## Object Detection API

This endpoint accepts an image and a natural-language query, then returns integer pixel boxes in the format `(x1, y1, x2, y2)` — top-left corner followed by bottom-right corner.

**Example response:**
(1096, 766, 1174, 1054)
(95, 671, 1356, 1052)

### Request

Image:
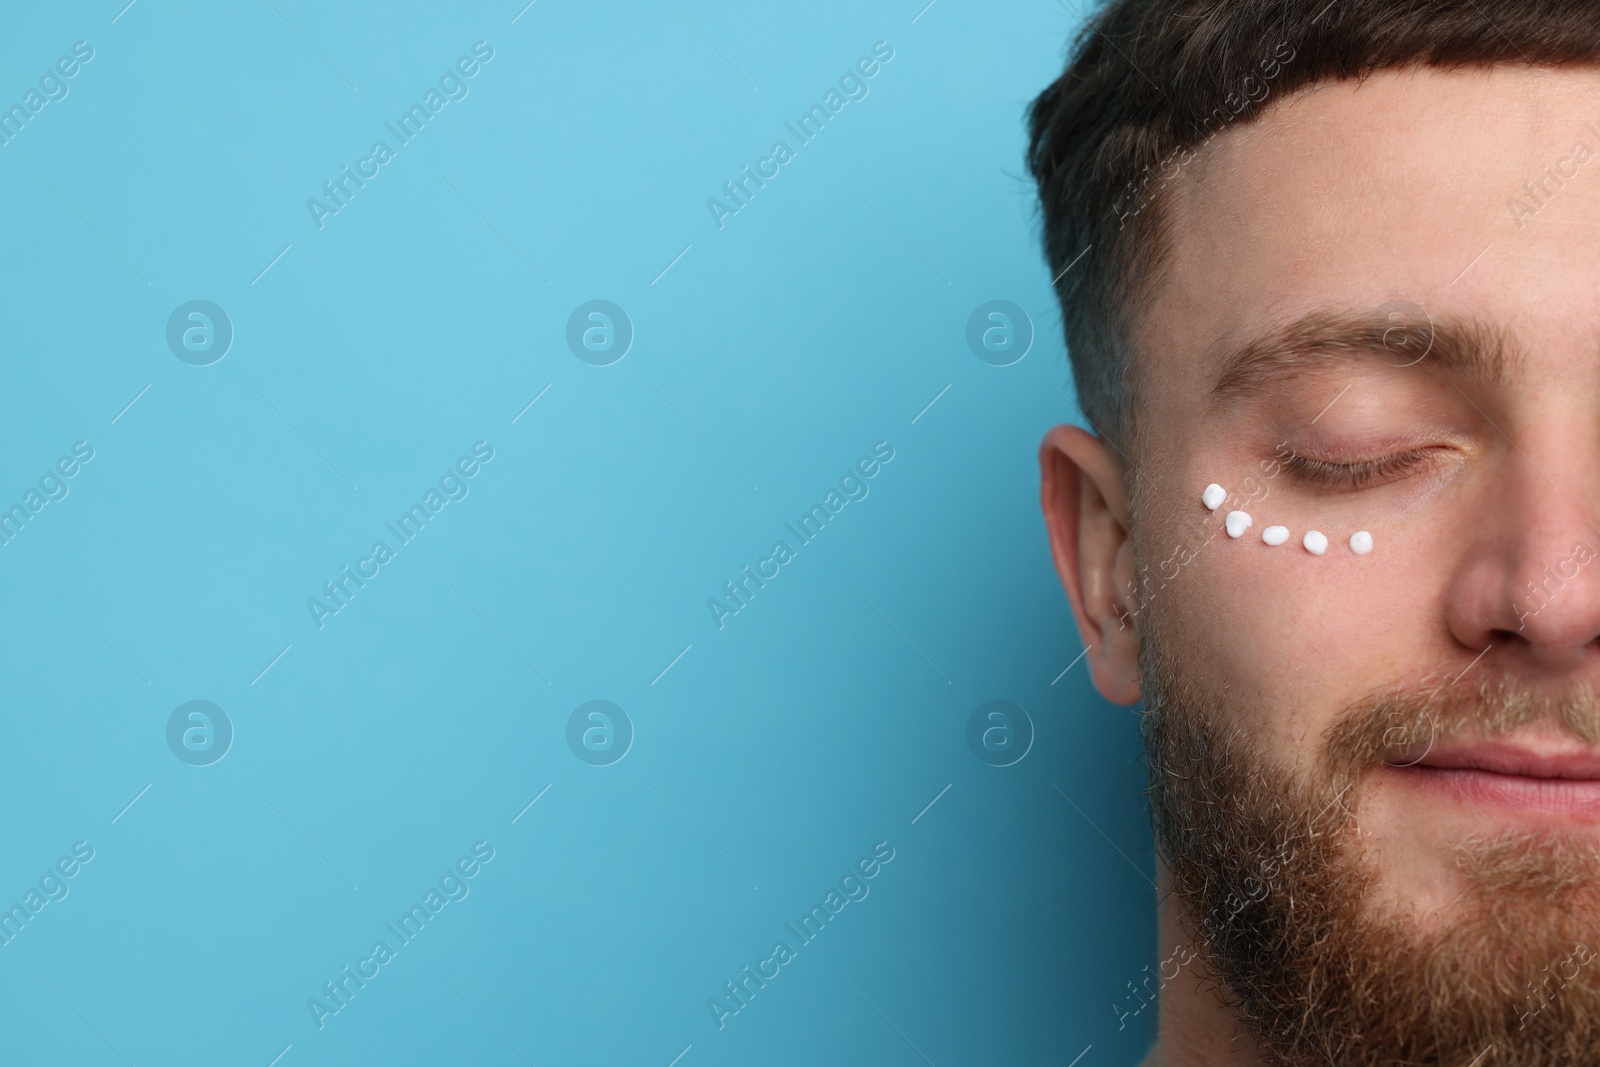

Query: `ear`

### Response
(1039, 423, 1142, 704)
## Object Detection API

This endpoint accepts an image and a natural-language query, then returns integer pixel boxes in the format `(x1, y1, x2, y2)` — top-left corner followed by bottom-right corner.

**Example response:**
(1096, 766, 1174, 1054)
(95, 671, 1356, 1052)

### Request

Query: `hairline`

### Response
(1112, 63, 1540, 476)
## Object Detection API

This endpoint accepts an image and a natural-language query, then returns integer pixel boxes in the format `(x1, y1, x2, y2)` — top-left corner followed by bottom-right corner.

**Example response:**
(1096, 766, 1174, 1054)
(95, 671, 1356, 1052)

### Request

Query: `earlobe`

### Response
(1039, 423, 1143, 704)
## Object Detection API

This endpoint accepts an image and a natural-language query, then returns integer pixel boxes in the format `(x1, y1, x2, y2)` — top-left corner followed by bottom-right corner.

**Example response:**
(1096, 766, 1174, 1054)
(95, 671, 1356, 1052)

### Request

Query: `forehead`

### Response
(1138, 64, 1600, 397)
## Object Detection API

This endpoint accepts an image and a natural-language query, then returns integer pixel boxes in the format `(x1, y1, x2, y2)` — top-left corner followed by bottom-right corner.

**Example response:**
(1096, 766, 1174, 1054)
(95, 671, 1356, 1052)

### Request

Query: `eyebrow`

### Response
(1206, 308, 1520, 411)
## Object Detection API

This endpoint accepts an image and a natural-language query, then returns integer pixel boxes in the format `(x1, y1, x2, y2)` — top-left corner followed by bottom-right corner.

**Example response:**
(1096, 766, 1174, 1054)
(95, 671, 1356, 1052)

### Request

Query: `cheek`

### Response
(1292, 533, 1443, 686)
(1140, 487, 1433, 760)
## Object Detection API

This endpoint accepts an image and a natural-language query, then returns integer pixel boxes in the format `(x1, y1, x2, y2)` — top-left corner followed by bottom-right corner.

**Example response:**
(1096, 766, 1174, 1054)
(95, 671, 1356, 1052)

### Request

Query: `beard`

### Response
(1139, 623, 1600, 1066)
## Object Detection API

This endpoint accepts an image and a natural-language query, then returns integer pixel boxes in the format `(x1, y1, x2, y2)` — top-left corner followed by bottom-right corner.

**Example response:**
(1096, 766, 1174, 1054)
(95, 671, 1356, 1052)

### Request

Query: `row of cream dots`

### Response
(1202, 483, 1373, 556)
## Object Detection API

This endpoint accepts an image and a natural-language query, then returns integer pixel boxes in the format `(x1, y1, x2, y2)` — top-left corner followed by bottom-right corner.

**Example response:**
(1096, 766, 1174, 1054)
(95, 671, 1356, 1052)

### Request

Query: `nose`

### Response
(1446, 482, 1600, 671)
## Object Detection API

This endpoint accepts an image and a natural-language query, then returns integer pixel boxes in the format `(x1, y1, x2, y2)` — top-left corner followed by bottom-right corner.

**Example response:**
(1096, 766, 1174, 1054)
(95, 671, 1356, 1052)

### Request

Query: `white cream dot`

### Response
(1262, 525, 1289, 546)
(1303, 530, 1328, 555)
(1202, 483, 1227, 511)
(1225, 511, 1253, 539)
(1350, 530, 1374, 555)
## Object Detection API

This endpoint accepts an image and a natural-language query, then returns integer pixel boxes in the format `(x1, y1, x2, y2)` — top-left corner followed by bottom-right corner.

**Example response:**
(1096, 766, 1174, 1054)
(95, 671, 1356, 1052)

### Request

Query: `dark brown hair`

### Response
(1026, 0, 1600, 444)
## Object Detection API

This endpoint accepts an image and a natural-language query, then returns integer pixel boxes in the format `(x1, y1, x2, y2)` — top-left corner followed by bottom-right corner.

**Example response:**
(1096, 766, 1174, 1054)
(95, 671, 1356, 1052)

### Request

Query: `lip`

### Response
(1385, 742, 1600, 819)
(1398, 742, 1600, 779)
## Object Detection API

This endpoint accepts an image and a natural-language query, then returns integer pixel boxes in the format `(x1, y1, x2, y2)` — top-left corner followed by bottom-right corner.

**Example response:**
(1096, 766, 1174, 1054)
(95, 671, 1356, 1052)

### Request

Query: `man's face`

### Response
(1063, 65, 1600, 1063)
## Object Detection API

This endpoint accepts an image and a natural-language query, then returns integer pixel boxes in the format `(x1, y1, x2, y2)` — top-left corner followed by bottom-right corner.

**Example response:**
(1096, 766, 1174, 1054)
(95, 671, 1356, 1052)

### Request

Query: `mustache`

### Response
(1139, 638, 1600, 1066)
(1322, 665, 1600, 787)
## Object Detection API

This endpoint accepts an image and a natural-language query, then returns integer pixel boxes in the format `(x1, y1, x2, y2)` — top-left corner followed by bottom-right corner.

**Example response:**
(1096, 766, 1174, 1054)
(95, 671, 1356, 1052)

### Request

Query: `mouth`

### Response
(1385, 742, 1600, 820)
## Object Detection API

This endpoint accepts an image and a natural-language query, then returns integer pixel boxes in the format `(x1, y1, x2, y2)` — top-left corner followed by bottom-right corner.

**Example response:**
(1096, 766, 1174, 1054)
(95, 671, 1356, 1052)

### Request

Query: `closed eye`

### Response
(1281, 446, 1447, 490)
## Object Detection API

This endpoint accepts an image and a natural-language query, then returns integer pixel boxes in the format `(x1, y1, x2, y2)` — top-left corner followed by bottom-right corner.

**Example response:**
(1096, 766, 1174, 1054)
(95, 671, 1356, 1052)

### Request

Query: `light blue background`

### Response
(0, 1, 1156, 1064)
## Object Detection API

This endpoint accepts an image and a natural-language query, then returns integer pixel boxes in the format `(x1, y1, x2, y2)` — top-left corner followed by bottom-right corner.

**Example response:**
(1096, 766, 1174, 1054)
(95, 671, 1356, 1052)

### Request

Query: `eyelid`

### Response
(1279, 445, 1452, 490)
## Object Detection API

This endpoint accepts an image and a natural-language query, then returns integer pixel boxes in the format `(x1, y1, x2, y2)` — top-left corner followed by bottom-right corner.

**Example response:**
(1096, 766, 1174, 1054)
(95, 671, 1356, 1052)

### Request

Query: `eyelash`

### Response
(1280, 447, 1439, 490)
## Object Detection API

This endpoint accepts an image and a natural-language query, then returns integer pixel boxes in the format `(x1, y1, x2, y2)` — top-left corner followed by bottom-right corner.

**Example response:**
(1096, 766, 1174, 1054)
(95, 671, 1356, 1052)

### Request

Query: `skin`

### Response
(1041, 66, 1600, 1066)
